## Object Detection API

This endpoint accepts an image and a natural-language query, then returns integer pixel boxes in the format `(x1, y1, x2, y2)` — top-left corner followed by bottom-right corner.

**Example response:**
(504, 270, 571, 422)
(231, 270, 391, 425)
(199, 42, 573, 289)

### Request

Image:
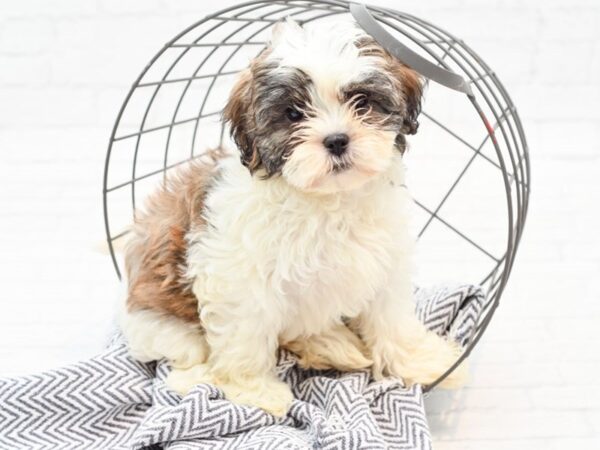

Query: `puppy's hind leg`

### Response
(283, 323, 372, 371)
(119, 307, 209, 369)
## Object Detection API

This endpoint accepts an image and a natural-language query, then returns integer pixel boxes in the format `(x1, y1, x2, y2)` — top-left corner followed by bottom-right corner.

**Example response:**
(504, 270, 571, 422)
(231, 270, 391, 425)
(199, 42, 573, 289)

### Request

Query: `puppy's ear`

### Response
(223, 69, 261, 172)
(391, 62, 423, 135)
(270, 18, 304, 47)
(356, 36, 423, 135)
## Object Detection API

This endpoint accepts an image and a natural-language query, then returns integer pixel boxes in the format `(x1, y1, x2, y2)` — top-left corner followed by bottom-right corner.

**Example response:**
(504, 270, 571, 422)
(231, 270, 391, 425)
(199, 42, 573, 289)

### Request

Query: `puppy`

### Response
(120, 19, 466, 417)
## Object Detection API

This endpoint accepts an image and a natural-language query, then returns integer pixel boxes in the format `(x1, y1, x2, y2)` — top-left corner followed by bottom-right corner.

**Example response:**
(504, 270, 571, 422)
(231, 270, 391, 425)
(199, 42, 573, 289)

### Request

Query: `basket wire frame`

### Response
(103, 0, 530, 391)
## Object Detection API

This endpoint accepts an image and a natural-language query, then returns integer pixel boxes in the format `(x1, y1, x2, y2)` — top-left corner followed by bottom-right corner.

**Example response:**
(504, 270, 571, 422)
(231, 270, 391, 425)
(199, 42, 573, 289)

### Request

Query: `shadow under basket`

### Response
(102, 0, 530, 391)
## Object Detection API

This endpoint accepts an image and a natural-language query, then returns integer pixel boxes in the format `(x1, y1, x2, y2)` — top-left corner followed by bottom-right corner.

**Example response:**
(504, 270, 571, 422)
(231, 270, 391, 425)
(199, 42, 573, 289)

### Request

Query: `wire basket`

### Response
(102, 0, 530, 390)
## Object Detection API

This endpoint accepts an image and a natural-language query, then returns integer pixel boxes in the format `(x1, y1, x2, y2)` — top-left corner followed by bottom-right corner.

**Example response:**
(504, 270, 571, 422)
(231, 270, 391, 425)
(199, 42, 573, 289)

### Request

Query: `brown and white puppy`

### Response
(120, 19, 466, 417)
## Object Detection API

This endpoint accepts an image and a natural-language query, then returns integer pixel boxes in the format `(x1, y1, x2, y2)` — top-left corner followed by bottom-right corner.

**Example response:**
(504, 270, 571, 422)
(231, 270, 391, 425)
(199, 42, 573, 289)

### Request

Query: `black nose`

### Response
(323, 133, 349, 157)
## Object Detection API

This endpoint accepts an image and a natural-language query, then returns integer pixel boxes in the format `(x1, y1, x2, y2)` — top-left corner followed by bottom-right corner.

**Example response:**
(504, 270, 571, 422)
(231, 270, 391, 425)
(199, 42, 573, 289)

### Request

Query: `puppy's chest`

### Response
(190, 174, 409, 336)
(271, 208, 397, 328)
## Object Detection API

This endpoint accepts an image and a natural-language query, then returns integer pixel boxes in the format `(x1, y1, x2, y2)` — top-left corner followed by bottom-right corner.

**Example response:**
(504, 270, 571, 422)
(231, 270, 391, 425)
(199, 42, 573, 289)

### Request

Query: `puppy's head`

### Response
(223, 19, 422, 194)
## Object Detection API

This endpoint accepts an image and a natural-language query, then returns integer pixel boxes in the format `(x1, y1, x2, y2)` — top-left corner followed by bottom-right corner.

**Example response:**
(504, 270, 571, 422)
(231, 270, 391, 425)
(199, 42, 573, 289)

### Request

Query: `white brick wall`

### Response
(0, 1, 599, 449)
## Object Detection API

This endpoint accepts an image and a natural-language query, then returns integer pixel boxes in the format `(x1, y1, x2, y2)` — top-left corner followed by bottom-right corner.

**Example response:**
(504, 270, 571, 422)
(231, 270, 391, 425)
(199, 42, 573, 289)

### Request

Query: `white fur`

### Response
(270, 19, 378, 88)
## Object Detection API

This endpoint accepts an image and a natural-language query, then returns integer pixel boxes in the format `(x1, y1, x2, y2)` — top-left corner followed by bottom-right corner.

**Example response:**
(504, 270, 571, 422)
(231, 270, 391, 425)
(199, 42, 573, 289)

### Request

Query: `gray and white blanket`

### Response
(0, 285, 484, 450)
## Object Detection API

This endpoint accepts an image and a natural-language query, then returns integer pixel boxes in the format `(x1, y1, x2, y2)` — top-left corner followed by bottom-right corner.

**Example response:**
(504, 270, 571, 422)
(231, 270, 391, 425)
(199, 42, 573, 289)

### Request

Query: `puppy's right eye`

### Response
(286, 107, 304, 122)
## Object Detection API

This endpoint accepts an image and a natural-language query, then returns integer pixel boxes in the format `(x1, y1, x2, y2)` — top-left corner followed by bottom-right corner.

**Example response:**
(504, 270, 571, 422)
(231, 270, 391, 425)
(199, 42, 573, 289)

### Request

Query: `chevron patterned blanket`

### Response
(0, 284, 484, 450)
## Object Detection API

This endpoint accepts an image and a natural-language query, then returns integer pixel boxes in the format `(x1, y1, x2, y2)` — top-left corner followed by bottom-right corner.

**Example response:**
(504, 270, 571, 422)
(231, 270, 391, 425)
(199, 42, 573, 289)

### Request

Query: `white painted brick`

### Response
(544, 439, 600, 450)
(592, 41, 600, 83)
(465, 0, 599, 6)
(499, 277, 599, 320)
(545, 318, 600, 341)
(469, 39, 537, 86)
(534, 0, 600, 5)
(539, 7, 600, 41)
(482, 316, 553, 343)
(0, 87, 96, 126)
(0, 55, 51, 85)
(0, 127, 108, 162)
(530, 386, 600, 409)
(428, 410, 592, 440)
(422, 8, 542, 42)
(55, 16, 186, 52)
(50, 45, 150, 88)
(98, 0, 162, 15)
(589, 411, 600, 435)
(435, 438, 600, 450)
(50, 16, 194, 89)
(162, 0, 239, 13)
(533, 40, 595, 85)
(0, 17, 55, 54)
(510, 238, 562, 263)
(470, 341, 523, 364)
(96, 87, 132, 127)
(516, 84, 600, 121)
(469, 363, 563, 388)
(425, 387, 532, 414)
(517, 340, 600, 364)
(533, 121, 600, 157)
(0, 1, 97, 18)
(561, 243, 600, 264)
(557, 362, 600, 386)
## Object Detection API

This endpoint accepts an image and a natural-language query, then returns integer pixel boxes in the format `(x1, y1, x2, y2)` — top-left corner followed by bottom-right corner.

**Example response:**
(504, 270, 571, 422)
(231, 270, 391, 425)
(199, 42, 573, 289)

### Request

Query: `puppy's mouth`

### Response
(330, 156, 353, 173)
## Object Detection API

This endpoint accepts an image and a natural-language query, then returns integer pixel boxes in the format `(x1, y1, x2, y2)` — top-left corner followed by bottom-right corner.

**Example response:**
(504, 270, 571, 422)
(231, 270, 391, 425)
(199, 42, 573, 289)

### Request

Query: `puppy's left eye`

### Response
(286, 107, 304, 122)
(354, 95, 369, 110)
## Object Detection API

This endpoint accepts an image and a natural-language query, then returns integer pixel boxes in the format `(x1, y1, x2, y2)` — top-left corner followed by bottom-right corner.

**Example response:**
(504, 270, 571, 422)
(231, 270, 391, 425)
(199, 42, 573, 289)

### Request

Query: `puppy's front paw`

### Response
(218, 375, 294, 417)
(166, 366, 294, 416)
(166, 364, 212, 396)
(371, 332, 468, 388)
(169, 339, 210, 370)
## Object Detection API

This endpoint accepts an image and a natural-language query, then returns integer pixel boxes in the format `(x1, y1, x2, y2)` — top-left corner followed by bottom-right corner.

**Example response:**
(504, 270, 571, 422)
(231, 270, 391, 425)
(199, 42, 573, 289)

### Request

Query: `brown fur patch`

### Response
(125, 149, 225, 324)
